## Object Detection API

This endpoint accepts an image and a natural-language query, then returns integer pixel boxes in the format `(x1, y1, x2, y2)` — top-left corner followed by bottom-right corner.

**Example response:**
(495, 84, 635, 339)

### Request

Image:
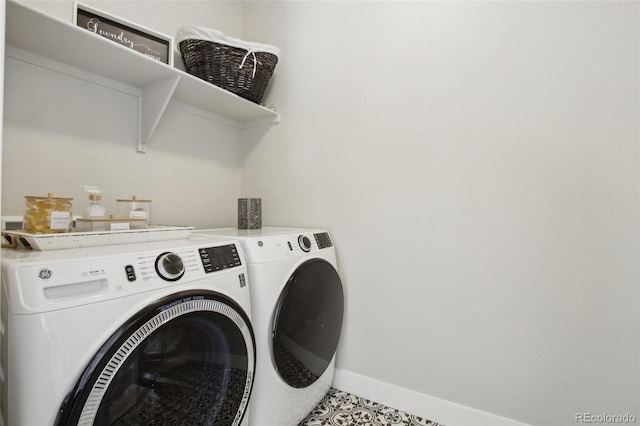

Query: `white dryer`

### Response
(194, 228, 344, 426)
(1, 235, 255, 426)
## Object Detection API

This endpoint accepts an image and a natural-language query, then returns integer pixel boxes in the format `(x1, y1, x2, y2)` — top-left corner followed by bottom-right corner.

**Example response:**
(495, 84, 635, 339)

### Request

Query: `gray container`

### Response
(238, 198, 262, 229)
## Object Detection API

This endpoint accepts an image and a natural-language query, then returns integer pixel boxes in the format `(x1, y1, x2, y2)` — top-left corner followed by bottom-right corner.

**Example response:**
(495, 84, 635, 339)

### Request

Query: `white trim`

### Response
(333, 369, 530, 426)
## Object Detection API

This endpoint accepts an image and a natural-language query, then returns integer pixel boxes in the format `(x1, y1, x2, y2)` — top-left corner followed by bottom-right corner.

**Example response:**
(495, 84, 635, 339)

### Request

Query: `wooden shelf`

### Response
(5, 0, 280, 152)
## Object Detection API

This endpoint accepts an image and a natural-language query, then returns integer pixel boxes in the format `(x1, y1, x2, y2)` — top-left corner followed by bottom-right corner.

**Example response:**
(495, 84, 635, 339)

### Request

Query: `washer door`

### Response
(272, 258, 344, 388)
(56, 290, 255, 426)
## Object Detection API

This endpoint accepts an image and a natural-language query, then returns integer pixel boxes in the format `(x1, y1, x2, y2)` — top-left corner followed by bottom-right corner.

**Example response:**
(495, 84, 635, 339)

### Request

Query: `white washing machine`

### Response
(1, 235, 256, 426)
(194, 228, 344, 426)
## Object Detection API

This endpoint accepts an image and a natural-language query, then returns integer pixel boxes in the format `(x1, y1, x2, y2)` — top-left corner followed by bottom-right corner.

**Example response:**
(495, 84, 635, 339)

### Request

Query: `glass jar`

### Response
(24, 193, 73, 233)
(116, 196, 151, 226)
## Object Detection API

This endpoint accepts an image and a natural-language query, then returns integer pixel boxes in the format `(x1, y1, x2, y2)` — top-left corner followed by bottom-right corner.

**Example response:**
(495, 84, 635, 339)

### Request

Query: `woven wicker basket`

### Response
(176, 27, 280, 105)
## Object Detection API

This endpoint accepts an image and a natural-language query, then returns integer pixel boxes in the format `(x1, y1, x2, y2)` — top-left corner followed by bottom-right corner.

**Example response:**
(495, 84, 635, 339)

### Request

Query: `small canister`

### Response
(24, 193, 73, 233)
(238, 198, 262, 229)
(116, 196, 152, 225)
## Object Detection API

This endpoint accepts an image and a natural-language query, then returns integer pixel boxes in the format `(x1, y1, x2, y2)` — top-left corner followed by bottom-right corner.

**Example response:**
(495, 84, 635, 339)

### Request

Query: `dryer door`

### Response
(272, 258, 344, 388)
(56, 290, 255, 426)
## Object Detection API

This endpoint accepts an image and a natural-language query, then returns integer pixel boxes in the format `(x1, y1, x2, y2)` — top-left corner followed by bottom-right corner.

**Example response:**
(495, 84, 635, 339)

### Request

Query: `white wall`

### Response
(2, 0, 245, 228)
(19, 0, 243, 38)
(2, 1, 638, 425)
(241, 2, 639, 425)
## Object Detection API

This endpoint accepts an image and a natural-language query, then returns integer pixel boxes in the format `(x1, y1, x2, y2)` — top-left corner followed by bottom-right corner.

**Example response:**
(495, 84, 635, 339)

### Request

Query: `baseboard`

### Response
(333, 368, 529, 426)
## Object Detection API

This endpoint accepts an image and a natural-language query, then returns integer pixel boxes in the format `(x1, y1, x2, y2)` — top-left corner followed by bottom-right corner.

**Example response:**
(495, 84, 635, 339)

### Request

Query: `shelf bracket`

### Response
(138, 75, 181, 153)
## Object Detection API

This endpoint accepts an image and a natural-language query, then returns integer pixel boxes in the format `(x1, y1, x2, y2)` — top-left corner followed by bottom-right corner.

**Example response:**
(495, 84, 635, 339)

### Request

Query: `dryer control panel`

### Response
(241, 231, 335, 264)
(313, 232, 333, 249)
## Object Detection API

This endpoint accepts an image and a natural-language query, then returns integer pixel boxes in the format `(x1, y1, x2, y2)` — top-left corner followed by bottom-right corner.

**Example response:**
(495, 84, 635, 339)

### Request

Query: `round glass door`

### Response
(56, 290, 255, 426)
(272, 259, 344, 388)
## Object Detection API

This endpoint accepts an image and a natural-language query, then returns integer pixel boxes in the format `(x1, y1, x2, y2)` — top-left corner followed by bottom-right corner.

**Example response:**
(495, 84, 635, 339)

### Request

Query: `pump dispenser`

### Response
(83, 185, 106, 219)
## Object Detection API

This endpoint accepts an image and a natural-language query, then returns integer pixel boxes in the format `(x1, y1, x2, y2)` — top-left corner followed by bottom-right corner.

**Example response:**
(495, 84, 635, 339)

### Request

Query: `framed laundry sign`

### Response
(74, 3, 173, 66)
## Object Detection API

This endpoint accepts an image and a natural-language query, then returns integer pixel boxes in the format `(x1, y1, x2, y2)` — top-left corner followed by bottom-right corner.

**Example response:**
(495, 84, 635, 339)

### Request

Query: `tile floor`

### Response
(299, 388, 443, 426)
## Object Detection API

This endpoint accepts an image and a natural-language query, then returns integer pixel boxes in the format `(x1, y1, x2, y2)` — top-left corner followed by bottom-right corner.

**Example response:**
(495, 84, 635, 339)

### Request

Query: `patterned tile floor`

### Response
(299, 388, 443, 426)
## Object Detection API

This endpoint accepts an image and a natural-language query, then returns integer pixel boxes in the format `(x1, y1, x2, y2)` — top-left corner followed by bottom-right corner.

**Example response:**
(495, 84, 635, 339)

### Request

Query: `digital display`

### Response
(314, 232, 333, 249)
(198, 244, 241, 273)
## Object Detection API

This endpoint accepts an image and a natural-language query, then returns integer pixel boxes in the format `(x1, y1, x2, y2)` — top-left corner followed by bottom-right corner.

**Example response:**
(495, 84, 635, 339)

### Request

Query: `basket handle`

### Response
(239, 50, 258, 78)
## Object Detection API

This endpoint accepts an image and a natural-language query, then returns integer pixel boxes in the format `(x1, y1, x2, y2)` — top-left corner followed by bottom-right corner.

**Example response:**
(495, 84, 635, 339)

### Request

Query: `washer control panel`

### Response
(128, 244, 241, 283)
(7, 240, 247, 314)
(155, 252, 185, 281)
(198, 244, 242, 273)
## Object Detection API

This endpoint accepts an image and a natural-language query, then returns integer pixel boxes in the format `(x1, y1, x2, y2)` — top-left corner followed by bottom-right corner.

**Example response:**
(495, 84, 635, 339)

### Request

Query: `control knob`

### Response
(155, 252, 185, 281)
(298, 235, 312, 252)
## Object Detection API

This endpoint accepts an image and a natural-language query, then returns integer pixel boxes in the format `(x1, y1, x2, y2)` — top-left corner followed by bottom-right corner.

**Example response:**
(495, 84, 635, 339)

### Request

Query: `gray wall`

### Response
(2, 1, 639, 425)
(241, 2, 639, 425)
